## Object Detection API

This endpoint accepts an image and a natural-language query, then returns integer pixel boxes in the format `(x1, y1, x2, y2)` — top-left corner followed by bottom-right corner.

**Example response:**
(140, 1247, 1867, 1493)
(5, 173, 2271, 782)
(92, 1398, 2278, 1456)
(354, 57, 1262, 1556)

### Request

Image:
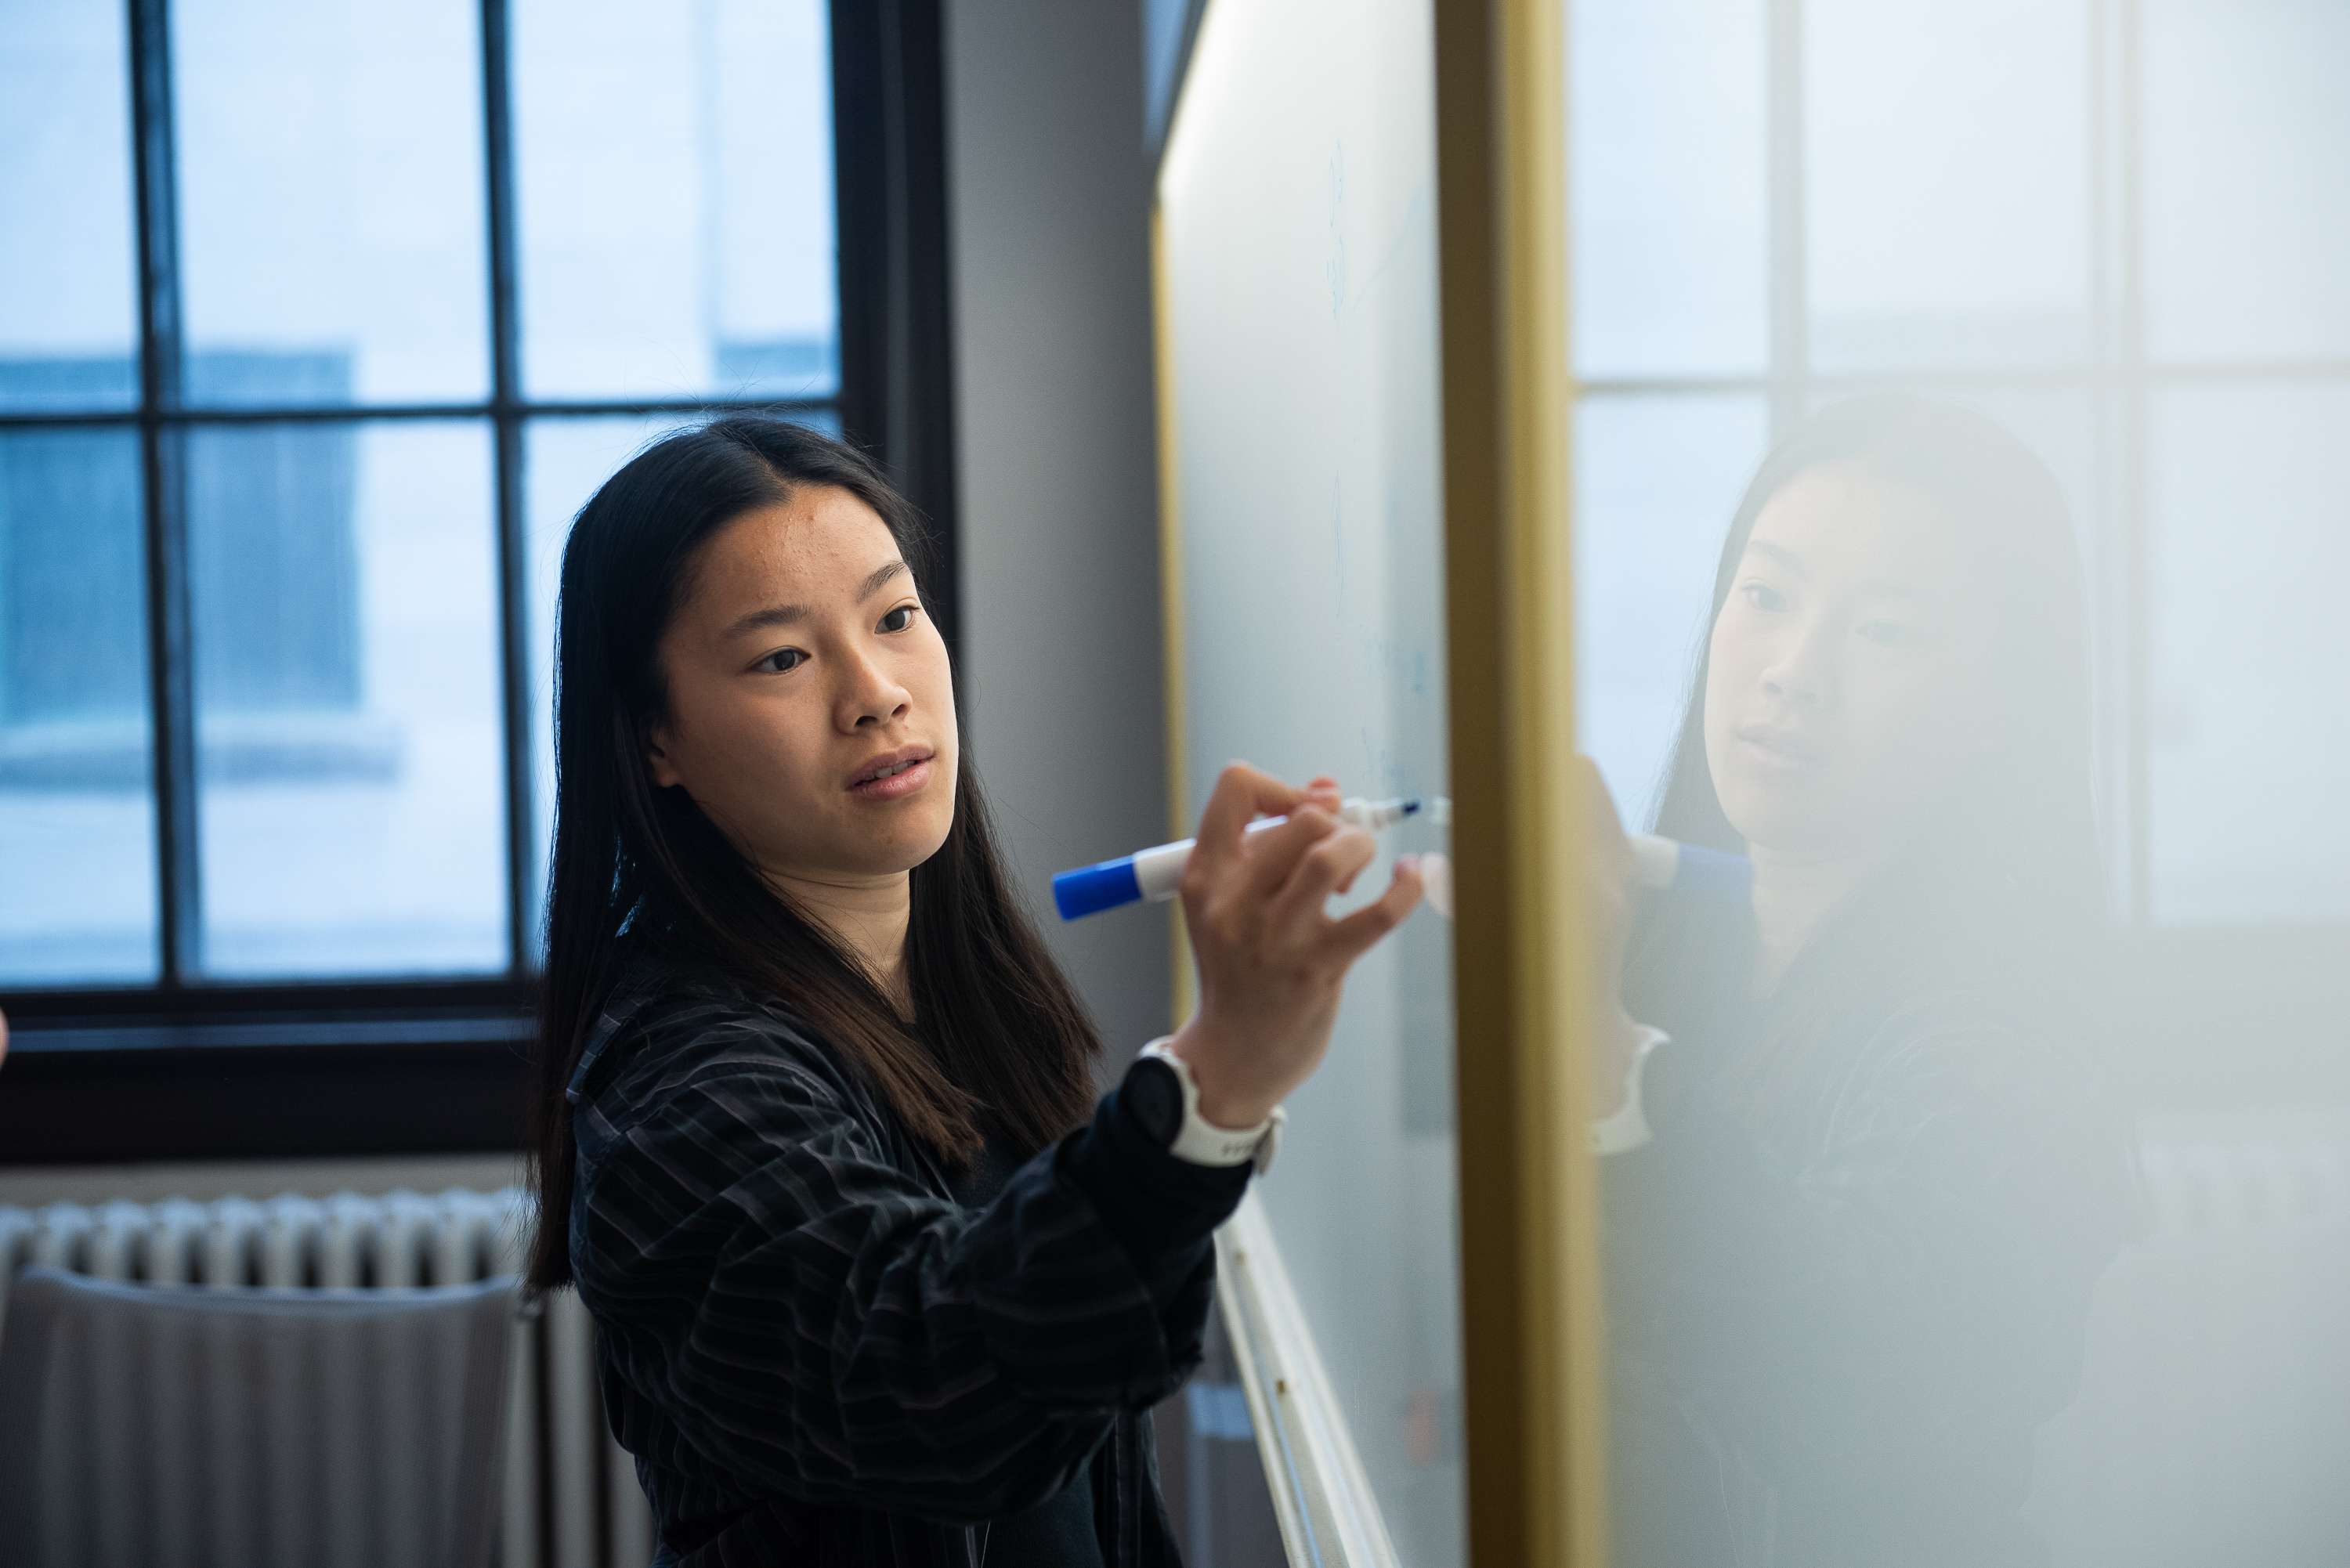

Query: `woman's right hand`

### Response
(1578, 756, 1649, 1118)
(1170, 763, 1423, 1128)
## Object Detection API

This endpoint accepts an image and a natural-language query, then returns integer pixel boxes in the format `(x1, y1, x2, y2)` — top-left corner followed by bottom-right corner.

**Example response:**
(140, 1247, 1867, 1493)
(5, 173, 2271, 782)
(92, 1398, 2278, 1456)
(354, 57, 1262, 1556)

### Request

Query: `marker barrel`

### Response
(1052, 797, 1418, 921)
(1629, 835, 1754, 901)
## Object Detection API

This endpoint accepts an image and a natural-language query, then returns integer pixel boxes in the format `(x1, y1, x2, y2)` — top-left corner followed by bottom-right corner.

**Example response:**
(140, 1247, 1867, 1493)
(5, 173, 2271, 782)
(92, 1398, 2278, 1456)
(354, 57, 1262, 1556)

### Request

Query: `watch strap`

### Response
(1589, 1024, 1669, 1157)
(1137, 1038, 1285, 1175)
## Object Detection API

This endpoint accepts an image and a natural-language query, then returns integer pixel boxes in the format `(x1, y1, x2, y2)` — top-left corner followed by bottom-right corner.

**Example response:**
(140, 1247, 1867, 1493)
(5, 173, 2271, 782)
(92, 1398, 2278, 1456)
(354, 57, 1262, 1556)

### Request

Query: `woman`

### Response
(527, 417, 1419, 1565)
(1589, 396, 2138, 1566)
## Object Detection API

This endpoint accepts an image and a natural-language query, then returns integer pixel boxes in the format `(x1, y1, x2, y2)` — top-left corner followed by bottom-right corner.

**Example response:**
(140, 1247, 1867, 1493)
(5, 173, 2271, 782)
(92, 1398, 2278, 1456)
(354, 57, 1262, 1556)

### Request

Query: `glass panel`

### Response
(0, 0, 139, 414)
(190, 419, 505, 976)
(1573, 392, 1770, 825)
(0, 428, 158, 984)
(1569, 0, 1768, 381)
(1582, 9, 2350, 1558)
(2147, 382, 2350, 924)
(174, 0, 489, 406)
(514, 0, 837, 403)
(1806, 0, 2092, 372)
(2143, 0, 2350, 363)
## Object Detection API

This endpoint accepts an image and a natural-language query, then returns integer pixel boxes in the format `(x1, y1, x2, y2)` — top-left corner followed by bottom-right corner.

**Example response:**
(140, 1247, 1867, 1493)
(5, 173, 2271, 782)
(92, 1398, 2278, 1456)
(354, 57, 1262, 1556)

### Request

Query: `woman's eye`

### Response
(1740, 582, 1789, 613)
(756, 648, 805, 674)
(1856, 620, 1920, 649)
(878, 605, 917, 634)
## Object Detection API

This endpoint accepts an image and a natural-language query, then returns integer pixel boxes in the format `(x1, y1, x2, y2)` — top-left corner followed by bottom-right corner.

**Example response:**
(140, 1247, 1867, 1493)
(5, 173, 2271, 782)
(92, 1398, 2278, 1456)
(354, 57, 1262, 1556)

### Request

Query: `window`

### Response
(2, 0, 837, 988)
(1567, 0, 2350, 931)
(1, 0, 956, 1161)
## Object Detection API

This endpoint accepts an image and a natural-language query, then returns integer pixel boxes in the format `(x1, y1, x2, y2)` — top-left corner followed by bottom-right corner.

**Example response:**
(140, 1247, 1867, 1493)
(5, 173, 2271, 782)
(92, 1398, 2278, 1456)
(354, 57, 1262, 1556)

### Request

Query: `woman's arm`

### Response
(575, 1015, 1242, 1523)
(1605, 995, 2133, 1483)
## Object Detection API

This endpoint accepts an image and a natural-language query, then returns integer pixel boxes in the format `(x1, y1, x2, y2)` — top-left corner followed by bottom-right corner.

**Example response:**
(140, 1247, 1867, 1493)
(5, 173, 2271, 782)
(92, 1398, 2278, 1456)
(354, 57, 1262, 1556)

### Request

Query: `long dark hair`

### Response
(526, 417, 1101, 1289)
(1626, 395, 2103, 1131)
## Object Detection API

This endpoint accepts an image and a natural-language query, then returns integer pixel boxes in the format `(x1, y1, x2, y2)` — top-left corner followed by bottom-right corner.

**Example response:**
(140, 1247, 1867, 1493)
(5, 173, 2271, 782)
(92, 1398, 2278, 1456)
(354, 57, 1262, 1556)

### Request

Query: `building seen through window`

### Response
(0, 0, 841, 988)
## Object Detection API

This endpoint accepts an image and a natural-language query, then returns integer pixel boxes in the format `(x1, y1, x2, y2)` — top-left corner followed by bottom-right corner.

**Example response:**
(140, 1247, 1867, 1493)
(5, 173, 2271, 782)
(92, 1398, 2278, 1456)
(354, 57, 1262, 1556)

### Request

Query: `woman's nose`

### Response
(837, 647, 913, 731)
(1761, 620, 1835, 708)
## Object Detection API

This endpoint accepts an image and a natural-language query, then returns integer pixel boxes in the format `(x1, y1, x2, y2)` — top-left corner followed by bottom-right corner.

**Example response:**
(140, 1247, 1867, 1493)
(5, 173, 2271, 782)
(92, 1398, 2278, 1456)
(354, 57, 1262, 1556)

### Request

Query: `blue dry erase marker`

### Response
(1627, 833, 1754, 901)
(1051, 793, 1751, 920)
(1423, 793, 1750, 900)
(1052, 797, 1422, 921)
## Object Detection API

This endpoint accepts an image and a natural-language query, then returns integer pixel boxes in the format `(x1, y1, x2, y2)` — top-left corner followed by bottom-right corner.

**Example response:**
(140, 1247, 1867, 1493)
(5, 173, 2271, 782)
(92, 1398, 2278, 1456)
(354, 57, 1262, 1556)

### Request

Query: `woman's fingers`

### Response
(1187, 762, 1423, 956)
(1238, 804, 1343, 901)
(1324, 856, 1424, 961)
(1192, 762, 1307, 871)
(1267, 820, 1377, 923)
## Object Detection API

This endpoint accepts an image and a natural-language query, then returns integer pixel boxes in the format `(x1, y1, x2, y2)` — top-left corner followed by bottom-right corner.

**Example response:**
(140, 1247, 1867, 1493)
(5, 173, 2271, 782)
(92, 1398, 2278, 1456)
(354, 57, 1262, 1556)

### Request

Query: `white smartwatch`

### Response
(1589, 1024, 1669, 1157)
(1126, 1038, 1285, 1176)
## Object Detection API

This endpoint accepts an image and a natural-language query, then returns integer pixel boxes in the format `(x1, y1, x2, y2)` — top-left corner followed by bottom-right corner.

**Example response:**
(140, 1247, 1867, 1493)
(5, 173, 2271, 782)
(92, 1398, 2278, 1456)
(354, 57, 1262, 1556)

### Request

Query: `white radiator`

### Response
(2027, 1118, 2350, 1566)
(0, 1187, 653, 1568)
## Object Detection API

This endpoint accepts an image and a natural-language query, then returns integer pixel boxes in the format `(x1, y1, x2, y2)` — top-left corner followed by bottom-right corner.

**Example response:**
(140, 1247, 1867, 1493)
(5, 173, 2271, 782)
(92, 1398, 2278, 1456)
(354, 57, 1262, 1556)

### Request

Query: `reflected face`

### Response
(1703, 462, 1995, 858)
(647, 486, 956, 885)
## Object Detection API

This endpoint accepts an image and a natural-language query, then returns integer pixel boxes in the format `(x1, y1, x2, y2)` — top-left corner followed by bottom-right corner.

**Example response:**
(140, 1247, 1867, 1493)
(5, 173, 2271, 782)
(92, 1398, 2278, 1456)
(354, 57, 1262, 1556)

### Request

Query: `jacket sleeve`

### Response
(570, 1008, 1246, 1523)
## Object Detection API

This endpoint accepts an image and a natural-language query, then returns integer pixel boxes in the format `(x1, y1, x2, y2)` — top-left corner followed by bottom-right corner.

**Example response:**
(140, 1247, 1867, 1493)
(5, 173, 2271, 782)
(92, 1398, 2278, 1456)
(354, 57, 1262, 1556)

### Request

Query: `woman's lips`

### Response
(1735, 724, 1826, 773)
(848, 747, 935, 800)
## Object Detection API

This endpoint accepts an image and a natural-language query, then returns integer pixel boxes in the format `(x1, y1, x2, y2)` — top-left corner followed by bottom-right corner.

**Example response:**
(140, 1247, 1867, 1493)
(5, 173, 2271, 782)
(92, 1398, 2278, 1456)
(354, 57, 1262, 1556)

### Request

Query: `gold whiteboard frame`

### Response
(1152, 2, 1596, 1562)
(1433, 2, 1603, 1566)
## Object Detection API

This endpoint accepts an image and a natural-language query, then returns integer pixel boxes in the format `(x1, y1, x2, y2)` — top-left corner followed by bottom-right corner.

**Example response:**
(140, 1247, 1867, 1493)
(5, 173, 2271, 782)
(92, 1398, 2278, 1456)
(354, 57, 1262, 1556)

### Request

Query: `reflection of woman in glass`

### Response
(1589, 396, 2137, 1567)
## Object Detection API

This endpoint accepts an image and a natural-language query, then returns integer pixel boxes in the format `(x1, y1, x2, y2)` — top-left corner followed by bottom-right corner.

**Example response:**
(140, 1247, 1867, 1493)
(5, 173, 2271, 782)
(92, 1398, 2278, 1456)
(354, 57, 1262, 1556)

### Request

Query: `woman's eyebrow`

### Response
(721, 603, 808, 638)
(719, 562, 909, 641)
(1744, 537, 1804, 574)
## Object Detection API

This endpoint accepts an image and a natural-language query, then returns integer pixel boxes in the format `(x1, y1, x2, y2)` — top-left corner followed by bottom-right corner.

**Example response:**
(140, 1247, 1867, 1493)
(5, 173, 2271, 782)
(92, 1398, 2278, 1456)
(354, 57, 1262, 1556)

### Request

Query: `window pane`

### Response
(1806, 0, 2092, 372)
(1571, 393, 1770, 826)
(515, 0, 837, 403)
(2144, 0, 2350, 363)
(2148, 382, 2350, 923)
(0, 428, 158, 984)
(174, 0, 489, 407)
(0, 0, 138, 414)
(1569, 0, 1768, 380)
(190, 420, 505, 976)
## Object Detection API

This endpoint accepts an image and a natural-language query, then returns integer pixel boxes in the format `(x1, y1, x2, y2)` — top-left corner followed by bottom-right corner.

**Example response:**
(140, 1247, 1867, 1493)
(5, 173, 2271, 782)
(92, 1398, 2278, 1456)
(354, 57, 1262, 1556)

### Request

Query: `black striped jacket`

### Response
(565, 956, 1246, 1566)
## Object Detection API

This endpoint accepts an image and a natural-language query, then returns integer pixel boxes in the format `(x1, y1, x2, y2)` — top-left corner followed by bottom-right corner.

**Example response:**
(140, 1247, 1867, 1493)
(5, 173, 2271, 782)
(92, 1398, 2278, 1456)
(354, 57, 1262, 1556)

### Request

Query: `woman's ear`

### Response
(645, 716, 685, 790)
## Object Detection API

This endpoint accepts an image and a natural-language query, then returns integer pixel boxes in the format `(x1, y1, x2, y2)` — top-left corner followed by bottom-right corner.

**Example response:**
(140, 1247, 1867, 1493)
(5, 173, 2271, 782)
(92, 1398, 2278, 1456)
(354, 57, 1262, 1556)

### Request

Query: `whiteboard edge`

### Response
(1213, 1190, 1407, 1568)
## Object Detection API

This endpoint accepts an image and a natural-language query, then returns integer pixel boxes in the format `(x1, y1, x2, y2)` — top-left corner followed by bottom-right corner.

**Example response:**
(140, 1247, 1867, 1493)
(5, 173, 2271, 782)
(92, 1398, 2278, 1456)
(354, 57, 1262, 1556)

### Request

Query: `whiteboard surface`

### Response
(1161, 0, 1462, 1559)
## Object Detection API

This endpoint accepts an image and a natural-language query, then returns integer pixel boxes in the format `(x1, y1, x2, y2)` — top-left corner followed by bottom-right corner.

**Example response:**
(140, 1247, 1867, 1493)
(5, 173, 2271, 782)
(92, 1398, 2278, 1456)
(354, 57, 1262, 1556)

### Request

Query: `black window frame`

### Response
(0, 0, 959, 1165)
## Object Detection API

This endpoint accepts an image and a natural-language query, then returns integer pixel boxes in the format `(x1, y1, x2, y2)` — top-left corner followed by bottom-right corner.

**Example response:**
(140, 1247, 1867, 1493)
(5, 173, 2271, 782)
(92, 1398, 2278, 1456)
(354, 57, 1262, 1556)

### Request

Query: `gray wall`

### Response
(943, 0, 1173, 1061)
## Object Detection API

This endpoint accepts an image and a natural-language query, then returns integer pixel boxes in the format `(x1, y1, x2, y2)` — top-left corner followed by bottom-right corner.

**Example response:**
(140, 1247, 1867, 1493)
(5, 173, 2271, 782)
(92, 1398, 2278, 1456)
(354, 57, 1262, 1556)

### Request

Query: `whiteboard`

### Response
(1159, 0, 1462, 1560)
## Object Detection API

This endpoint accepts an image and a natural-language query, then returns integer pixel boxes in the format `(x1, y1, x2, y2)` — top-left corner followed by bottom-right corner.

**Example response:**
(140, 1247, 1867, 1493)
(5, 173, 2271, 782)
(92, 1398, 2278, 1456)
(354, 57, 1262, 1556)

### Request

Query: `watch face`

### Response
(1126, 1057, 1184, 1147)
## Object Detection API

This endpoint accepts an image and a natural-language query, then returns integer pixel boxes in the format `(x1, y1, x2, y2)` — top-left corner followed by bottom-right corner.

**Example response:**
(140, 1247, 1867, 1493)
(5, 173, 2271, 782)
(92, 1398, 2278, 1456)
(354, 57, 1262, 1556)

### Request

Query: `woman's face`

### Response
(648, 485, 957, 887)
(1702, 461, 1996, 859)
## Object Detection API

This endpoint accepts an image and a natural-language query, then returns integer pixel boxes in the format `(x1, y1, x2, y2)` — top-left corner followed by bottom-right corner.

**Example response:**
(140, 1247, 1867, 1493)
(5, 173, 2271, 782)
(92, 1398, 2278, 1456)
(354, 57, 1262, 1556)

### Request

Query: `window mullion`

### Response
(480, 0, 532, 974)
(1765, 0, 1809, 439)
(128, 0, 201, 984)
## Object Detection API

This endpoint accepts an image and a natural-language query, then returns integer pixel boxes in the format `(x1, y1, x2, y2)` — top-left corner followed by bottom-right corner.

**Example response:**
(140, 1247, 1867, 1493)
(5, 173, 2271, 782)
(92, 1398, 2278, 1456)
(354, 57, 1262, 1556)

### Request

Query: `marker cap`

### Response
(1672, 844, 1754, 901)
(1053, 858, 1144, 921)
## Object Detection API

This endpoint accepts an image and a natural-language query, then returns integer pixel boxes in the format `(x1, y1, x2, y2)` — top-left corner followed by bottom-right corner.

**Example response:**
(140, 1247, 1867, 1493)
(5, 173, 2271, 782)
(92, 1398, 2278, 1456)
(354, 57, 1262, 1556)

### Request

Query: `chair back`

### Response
(0, 1265, 515, 1568)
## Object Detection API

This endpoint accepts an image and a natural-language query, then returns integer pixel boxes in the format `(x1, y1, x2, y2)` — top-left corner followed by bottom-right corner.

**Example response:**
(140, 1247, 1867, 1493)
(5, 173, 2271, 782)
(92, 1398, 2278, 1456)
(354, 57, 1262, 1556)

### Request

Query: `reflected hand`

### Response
(1171, 763, 1424, 1128)
(1578, 757, 1647, 1118)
